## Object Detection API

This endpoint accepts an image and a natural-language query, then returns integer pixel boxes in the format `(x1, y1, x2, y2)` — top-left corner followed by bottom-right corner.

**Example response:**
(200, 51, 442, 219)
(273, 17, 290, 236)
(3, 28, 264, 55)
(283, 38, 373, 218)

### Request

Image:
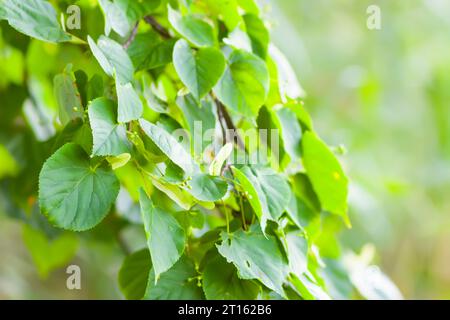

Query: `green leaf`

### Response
(143, 39, 178, 70)
(302, 132, 349, 222)
(88, 97, 131, 156)
(99, 0, 130, 37)
(188, 173, 228, 202)
(173, 39, 226, 100)
(0, 143, 19, 178)
(0, 0, 70, 43)
(238, 0, 260, 14)
(150, 176, 195, 210)
(118, 249, 152, 300)
(286, 232, 308, 278)
(168, 6, 216, 47)
(144, 256, 204, 300)
(286, 195, 318, 229)
(100, 0, 160, 38)
(204, 0, 241, 30)
(22, 225, 78, 278)
(176, 93, 216, 156)
(209, 143, 233, 176)
(276, 107, 302, 160)
(214, 50, 269, 117)
(139, 189, 186, 280)
(270, 45, 305, 101)
(217, 226, 289, 295)
(234, 166, 291, 226)
(38, 143, 120, 231)
(289, 273, 331, 300)
(243, 14, 269, 59)
(127, 32, 161, 70)
(88, 35, 134, 84)
(203, 251, 260, 300)
(116, 80, 143, 123)
(107, 153, 131, 170)
(139, 119, 197, 176)
(53, 65, 83, 126)
(231, 166, 267, 231)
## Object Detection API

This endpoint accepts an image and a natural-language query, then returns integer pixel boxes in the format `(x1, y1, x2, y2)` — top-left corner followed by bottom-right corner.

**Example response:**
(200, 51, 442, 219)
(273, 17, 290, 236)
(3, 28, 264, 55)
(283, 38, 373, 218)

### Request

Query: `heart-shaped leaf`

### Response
(39, 143, 120, 231)
(173, 39, 225, 100)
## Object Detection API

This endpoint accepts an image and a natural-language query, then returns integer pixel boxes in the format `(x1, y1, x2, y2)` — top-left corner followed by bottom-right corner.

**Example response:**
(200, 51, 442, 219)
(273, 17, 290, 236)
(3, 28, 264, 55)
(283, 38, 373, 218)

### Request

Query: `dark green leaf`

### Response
(39, 143, 120, 231)
(118, 249, 152, 300)
(139, 189, 186, 280)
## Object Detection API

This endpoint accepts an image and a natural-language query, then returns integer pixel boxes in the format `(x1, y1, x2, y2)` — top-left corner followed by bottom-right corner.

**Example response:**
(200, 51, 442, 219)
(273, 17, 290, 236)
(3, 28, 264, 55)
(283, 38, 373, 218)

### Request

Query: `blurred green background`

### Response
(272, 0, 450, 299)
(0, 0, 449, 299)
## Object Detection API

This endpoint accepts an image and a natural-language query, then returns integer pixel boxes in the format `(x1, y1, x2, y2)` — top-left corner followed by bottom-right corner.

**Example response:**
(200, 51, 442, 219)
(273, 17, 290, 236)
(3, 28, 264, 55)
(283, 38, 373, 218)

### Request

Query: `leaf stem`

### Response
(239, 193, 247, 231)
(222, 200, 230, 233)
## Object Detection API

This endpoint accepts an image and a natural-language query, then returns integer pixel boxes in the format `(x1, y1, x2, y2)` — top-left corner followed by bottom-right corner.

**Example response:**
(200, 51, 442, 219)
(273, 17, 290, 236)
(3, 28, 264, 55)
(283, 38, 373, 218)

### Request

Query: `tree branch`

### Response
(144, 16, 171, 39)
(123, 21, 140, 49)
(214, 98, 245, 150)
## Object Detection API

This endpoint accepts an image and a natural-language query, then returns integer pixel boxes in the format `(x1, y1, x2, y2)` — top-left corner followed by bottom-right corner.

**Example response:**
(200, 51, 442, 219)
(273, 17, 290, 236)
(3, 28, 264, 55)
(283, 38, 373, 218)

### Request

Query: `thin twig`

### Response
(123, 21, 140, 49)
(144, 16, 171, 39)
(214, 98, 245, 150)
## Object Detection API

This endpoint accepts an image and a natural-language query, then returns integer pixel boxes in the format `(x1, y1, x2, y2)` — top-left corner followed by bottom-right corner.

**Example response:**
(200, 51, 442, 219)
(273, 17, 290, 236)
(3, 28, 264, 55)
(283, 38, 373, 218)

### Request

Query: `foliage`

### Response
(0, 0, 401, 300)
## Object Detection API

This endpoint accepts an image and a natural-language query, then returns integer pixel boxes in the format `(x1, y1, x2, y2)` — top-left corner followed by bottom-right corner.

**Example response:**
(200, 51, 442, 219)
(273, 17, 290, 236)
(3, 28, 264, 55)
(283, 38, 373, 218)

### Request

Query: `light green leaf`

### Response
(223, 26, 252, 52)
(150, 176, 194, 210)
(236, 166, 291, 222)
(107, 153, 131, 170)
(188, 173, 228, 202)
(118, 249, 152, 300)
(217, 226, 290, 295)
(209, 143, 233, 176)
(168, 6, 215, 47)
(139, 119, 197, 176)
(204, 0, 241, 30)
(243, 14, 269, 59)
(173, 39, 226, 100)
(302, 132, 349, 223)
(0, 144, 19, 178)
(286, 232, 308, 278)
(289, 273, 331, 300)
(231, 166, 267, 231)
(88, 35, 134, 84)
(99, 0, 130, 37)
(88, 97, 131, 156)
(144, 256, 204, 300)
(214, 50, 269, 117)
(139, 189, 186, 280)
(276, 107, 302, 160)
(0, 0, 70, 43)
(176, 93, 216, 156)
(116, 80, 143, 123)
(203, 252, 260, 300)
(39, 143, 120, 231)
(270, 45, 305, 101)
(53, 65, 83, 126)
(238, 0, 260, 14)
(22, 225, 78, 278)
